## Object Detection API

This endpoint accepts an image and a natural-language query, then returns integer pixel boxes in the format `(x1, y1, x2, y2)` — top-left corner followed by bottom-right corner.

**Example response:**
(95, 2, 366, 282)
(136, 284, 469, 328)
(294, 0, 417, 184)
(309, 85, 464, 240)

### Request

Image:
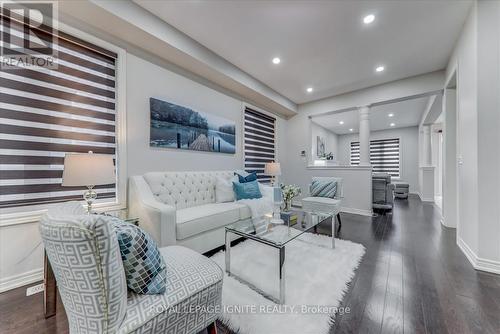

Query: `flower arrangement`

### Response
(280, 184, 301, 211)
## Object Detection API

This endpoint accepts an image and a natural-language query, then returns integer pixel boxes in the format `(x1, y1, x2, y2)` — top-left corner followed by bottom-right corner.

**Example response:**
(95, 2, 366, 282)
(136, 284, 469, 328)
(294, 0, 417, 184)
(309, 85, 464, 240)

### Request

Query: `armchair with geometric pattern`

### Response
(39, 202, 222, 334)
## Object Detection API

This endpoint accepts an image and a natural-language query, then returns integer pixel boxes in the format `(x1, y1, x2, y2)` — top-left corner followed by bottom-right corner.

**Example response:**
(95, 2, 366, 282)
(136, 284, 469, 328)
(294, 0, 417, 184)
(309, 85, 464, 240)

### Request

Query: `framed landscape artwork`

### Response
(150, 97, 236, 154)
(317, 136, 326, 157)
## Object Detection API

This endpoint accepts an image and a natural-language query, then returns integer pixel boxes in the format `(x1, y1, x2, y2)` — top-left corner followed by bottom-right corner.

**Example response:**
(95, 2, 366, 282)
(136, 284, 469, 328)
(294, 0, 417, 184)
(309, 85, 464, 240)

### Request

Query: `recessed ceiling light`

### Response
(388, 113, 394, 117)
(376, 66, 385, 72)
(349, 128, 354, 132)
(306, 87, 313, 93)
(363, 14, 375, 24)
(390, 123, 395, 127)
(272, 57, 281, 64)
(339, 121, 344, 125)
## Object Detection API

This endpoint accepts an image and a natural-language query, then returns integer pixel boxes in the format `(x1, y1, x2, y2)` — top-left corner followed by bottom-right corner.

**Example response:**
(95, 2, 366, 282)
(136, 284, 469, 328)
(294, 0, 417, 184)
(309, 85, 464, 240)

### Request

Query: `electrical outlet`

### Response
(26, 283, 44, 296)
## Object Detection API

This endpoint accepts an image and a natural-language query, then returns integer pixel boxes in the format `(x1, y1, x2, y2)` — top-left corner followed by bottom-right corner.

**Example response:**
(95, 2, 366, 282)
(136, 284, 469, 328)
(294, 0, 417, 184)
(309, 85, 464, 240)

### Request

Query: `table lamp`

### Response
(264, 162, 281, 187)
(264, 162, 284, 223)
(62, 151, 115, 214)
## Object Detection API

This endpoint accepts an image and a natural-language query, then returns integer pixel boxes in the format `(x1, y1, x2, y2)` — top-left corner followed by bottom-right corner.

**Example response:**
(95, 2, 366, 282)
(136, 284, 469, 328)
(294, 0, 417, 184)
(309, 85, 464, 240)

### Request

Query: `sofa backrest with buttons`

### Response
(143, 171, 234, 209)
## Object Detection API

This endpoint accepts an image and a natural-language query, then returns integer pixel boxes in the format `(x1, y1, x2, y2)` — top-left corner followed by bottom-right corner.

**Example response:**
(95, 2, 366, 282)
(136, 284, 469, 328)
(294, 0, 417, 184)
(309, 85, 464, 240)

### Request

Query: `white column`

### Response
(422, 125, 432, 166)
(358, 106, 371, 166)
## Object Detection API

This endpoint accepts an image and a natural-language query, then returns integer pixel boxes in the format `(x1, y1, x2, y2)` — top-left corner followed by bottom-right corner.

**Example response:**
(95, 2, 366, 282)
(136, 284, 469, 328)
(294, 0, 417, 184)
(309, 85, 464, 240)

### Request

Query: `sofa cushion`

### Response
(236, 171, 257, 183)
(215, 175, 237, 203)
(239, 204, 252, 220)
(302, 196, 341, 214)
(310, 179, 337, 198)
(112, 219, 167, 295)
(118, 246, 223, 334)
(233, 180, 262, 200)
(176, 202, 248, 240)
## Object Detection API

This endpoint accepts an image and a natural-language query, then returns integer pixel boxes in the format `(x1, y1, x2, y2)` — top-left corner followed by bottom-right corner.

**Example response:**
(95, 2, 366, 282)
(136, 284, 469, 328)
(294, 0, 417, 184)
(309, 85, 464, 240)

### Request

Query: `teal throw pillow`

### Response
(310, 179, 337, 198)
(236, 171, 258, 183)
(233, 180, 262, 200)
(112, 219, 167, 295)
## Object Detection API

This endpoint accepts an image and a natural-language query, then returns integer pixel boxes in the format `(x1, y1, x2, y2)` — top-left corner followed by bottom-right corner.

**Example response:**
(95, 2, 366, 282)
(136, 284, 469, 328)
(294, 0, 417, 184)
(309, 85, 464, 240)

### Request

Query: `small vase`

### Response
(283, 199, 292, 212)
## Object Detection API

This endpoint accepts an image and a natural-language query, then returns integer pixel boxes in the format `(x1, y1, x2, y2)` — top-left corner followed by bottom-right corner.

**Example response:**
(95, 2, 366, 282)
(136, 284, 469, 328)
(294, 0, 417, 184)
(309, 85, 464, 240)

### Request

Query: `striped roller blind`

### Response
(244, 107, 276, 183)
(350, 138, 400, 177)
(0, 13, 117, 209)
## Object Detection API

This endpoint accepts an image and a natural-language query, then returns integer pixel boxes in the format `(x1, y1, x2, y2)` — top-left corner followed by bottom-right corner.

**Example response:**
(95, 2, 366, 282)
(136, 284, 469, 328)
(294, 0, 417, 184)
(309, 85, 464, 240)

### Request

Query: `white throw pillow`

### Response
(215, 176, 236, 203)
(258, 183, 274, 200)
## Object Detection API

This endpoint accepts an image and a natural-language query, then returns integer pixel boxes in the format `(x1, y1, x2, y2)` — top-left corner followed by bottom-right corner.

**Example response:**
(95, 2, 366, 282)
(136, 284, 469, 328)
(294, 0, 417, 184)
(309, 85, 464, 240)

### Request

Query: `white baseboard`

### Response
(340, 207, 373, 217)
(457, 237, 500, 275)
(415, 192, 435, 202)
(0, 268, 43, 293)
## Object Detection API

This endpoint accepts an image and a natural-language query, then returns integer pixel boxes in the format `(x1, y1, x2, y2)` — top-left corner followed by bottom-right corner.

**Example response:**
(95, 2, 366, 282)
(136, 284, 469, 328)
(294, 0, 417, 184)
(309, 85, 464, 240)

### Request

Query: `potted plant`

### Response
(280, 184, 302, 212)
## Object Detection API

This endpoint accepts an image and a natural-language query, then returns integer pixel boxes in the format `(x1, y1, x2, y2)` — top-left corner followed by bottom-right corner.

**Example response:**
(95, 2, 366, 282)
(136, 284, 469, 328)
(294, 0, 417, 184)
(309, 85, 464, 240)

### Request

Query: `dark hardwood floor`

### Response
(1, 195, 499, 334)
(330, 195, 500, 334)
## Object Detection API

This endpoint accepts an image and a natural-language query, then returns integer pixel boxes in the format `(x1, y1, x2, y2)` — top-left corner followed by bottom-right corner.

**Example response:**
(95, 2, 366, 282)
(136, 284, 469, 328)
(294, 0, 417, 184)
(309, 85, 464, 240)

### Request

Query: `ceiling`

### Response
(312, 96, 429, 135)
(135, 0, 471, 104)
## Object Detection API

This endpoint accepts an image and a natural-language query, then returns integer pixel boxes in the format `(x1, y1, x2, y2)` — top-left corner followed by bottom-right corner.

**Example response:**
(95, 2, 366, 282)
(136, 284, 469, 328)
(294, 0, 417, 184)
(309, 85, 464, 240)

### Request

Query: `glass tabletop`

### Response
(226, 209, 332, 247)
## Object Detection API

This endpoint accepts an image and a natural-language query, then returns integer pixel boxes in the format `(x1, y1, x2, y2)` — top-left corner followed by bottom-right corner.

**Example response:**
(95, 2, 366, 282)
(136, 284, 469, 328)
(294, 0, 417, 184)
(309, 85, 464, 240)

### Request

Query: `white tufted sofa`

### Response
(129, 171, 272, 254)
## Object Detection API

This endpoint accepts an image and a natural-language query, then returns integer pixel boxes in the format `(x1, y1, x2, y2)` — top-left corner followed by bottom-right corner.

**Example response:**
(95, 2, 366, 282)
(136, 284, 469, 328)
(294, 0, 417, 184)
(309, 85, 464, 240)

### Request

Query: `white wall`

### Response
(442, 88, 458, 228)
(476, 0, 500, 266)
(445, 1, 500, 273)
(126, 53, 287, 175)
(127, 54, 240, 175)
(310, 122, 338, 161)
(337, 126, 420, 194)
(446, 1, 479, 257)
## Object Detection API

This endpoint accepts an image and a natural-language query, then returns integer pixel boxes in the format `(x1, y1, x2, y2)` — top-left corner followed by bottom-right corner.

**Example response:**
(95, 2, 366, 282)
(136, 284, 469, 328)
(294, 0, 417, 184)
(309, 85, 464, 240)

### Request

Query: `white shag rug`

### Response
(210, 227, 365, 334)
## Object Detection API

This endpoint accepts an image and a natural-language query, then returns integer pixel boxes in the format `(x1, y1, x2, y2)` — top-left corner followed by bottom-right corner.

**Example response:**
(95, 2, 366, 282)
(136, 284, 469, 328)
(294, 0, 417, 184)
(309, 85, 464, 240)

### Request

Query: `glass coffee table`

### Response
(225, 209, 333, 304)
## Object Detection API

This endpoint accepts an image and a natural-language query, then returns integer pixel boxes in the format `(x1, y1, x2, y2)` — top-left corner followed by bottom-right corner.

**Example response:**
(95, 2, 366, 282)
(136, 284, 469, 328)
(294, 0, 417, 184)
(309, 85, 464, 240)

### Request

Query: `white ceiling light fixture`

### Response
(390, 123, 395, 127)
(349, 128, 354, 132)
(363, 14, 375, 24)
(272, 57, 281, 64)
(388, 113, 394, 117)
(306, 87, 313, 93)
(375, 65, 385, 72)
(339, 121, 344, 125)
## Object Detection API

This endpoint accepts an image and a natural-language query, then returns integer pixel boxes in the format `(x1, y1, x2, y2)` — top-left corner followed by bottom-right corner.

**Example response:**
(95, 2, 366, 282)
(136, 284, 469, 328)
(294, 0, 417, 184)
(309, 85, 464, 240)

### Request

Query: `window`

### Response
(350, 138, 400, 177)
(0, 14, 118, 209)
(243, 107, 276, 183)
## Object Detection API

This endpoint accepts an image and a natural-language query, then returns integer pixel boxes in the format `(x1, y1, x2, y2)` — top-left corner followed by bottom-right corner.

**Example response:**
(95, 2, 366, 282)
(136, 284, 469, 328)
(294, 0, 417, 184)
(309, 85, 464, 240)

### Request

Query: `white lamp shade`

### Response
(264, 162, 281, 176)
(62, 153, 115, 187)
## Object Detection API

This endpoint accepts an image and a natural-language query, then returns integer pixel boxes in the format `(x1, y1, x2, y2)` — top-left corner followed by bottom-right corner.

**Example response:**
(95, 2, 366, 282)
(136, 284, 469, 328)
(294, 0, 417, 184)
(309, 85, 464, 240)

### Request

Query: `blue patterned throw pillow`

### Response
(310, 179, 337, 198)
(112, 219, 166, 294)
(233, 180, 262, 200)
(236, 171, 258, 183)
